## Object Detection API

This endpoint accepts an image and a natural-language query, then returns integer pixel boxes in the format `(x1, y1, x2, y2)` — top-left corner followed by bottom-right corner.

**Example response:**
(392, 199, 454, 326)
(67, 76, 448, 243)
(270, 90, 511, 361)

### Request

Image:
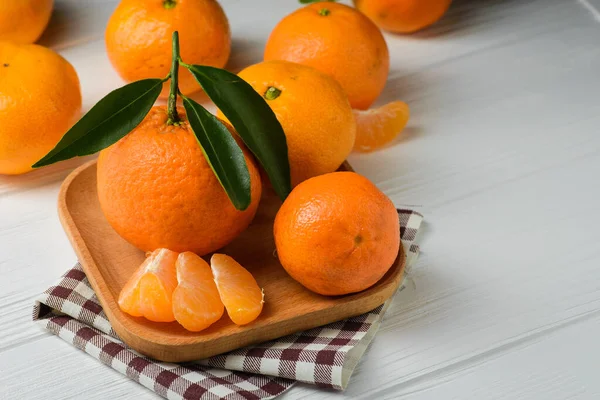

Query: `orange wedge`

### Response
(118, 248, 178, 322)
(210, 254, 264, 325)
(353, 101, 410, 152)
(172, 252, 225, 332)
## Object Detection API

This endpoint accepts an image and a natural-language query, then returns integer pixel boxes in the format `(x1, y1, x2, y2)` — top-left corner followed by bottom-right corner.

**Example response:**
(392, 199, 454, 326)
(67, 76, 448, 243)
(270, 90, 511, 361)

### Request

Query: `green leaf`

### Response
(33, 79, 163, 168)
(182, 95, 252, 211)
(182, 63, 292, 201)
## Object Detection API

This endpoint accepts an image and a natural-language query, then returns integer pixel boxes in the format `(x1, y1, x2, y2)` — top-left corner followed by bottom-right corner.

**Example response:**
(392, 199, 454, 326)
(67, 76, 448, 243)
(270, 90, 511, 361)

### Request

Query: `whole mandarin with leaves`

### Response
(353, 0, 452, 33)
(264, 2, 389, 110)
(0, 42, 81, 175)
(217, 60, 356, 187)
(105, 0, 230, 98)
(274, 171, 400, 296)
(0, 0, 53, 44)
(97, 106, 262, 255)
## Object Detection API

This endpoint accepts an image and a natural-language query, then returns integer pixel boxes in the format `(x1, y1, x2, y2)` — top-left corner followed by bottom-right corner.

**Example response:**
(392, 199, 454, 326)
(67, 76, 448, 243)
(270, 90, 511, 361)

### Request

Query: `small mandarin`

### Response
(264, 2, 389, 110)
(353, 0, 452, 33)
(105, 0, 231, 98)
(0, 42, 81, 175)
(274, 172, 400, 296)
(0, 0, 53, 44)
(218, 60, 355, 187)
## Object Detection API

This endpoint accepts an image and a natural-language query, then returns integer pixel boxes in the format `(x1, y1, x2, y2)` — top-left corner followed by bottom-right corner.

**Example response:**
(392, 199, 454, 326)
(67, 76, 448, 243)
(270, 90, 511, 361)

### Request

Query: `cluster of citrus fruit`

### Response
(0, 0, 452, 176)
(2, 0, 450, 330)
(119, 249, 263, 330)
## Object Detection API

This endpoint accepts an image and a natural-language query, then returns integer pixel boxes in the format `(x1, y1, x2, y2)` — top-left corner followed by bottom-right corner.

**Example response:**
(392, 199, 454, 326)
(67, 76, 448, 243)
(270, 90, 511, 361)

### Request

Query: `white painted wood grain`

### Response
(2, 0, 600, 399)
(0, 338, 157, 400)
(287, 314, 600, 399)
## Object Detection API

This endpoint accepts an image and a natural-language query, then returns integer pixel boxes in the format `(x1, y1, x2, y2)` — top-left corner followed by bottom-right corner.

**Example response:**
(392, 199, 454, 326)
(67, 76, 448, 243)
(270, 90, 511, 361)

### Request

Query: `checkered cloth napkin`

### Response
(33, 209, 423, 400)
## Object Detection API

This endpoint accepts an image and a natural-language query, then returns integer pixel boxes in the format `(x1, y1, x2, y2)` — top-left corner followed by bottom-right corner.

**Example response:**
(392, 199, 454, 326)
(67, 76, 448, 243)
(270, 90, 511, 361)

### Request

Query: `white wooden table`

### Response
(2, 0, 600, 398)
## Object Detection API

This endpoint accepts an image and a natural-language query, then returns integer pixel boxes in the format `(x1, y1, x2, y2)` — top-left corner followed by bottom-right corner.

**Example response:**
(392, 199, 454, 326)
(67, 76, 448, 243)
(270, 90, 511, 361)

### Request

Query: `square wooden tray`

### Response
(57, 160, 405, 362)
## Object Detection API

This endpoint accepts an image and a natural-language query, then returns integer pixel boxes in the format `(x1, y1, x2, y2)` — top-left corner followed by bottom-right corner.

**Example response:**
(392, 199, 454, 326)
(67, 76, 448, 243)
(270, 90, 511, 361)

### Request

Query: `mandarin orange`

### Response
(353, 0, 452, 33)
(264, 2, 389, 110)
(0, 0, 53, 44)
(218, 60, 355, 187)
(97, 106, 262, 255)
(0, 42, 81, 175)
(274, 172, 399, 296)
(105, 0, 230, 98)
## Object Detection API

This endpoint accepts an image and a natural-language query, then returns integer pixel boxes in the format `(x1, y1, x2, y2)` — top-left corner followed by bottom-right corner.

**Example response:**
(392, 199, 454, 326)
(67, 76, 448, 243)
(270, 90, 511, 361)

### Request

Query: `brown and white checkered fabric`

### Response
(33, 209, 423, 400)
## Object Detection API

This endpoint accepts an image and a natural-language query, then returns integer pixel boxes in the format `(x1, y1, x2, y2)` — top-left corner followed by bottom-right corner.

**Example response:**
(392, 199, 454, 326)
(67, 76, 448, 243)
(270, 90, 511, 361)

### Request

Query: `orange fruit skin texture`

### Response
(353, 101, 410, 152)
(353, 0, 452, 33)
(0, 42, 82, 175)
(211, 254, 263, 325)
(118, 248, 179, 322)
(274, 172, 400, 296)
(97, 106, 262, 255)
(264, 2, 389, 110)
(105, 0, 230, 98)
(173, 252, 224, 331)
(0, 0, 53, 44)
(218, 60, 356, 187)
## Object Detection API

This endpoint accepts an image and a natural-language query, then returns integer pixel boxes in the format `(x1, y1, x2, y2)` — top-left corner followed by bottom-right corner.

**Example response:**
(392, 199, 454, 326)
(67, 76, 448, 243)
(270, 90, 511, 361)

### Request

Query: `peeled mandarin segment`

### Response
(172, 252, 224, 332)
(117, 248, 178, 322)
(353, 101, 410, 153)
(118, 254, 151, 317)
(138, 273, 176, 322)
(210, 254, 264, 326)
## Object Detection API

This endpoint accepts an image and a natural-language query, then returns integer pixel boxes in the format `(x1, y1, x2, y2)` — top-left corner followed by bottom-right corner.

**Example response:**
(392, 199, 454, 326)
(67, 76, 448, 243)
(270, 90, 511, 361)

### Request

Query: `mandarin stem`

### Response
(163, 0, 176, 9)
(264, 86, 281, 100)
(167, 31, 181, 125)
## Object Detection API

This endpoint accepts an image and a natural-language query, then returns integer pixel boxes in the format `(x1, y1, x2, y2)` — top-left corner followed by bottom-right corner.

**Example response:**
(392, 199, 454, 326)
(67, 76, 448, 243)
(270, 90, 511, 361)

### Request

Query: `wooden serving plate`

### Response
(58, 160, 405, 362)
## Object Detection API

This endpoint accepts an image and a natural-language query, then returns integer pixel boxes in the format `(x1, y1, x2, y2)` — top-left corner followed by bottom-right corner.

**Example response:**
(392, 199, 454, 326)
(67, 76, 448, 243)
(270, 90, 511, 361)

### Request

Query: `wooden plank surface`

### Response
(2, 0, 600, 399)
